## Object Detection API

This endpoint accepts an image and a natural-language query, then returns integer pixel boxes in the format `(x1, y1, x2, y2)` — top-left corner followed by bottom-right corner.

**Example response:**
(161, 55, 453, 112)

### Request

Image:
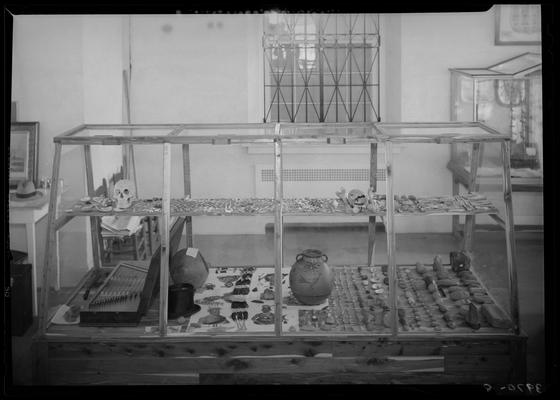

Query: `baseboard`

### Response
(457, 223, 543, 233)
(265, 221, 386, 234)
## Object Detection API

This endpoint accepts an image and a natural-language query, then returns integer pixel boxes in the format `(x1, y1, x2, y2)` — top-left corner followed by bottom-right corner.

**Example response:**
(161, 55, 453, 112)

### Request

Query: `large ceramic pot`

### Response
(289, 249, 333, 305)
(170, 248, 209, 289)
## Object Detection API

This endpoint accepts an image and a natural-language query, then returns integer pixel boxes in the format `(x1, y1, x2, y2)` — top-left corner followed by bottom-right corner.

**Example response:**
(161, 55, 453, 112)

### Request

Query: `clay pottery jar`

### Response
(289, 249, 334, 305)
(170, 248, 210, 289)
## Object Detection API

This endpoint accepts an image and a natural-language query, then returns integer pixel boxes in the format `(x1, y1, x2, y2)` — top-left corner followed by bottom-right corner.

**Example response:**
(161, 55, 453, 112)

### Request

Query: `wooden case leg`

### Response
(508, 339, 527, 382)
(368, 143, 378, 267)
(182, 144, 193, 248)
(462, 142, 481, 252)
(146, 217, 154, 256)
(452, 178, 461, 240)
(273, 134, 283, 337)
(501, 141, 521, 335)
(368, 217, 376, 267)
(38, 143, 62, 334)
(31, 339, 48, 385)
(132, 236, 139, 260)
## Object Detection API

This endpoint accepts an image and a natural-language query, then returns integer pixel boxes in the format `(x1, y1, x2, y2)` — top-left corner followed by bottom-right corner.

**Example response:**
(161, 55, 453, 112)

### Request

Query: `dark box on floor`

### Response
(11, 263, 33, 336)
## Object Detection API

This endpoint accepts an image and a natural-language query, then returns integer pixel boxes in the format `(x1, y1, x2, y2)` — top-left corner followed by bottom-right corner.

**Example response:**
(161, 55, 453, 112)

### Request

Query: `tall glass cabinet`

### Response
(449, 52, 542, 176)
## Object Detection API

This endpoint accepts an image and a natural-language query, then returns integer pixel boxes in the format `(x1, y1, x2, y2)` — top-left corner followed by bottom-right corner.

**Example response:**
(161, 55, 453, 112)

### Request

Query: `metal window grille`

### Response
(263, 13, 380, 123)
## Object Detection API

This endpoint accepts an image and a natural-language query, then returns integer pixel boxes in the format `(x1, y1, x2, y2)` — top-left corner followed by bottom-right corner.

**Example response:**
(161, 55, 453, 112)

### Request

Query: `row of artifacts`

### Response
(55, 240, 511, 336)
(153, 247, 511, 335)
(69, 182, 494, 215)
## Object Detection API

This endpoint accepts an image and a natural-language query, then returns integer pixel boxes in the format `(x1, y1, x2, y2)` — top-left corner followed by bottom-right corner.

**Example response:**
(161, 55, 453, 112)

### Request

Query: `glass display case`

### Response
(449, 53, 542, 186)
(34, 122, 526, 385)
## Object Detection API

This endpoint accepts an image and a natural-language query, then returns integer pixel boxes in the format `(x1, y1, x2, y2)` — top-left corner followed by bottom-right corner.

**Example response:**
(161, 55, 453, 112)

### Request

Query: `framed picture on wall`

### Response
(10, 122, 39, 189)
(495, 4, 541, 45)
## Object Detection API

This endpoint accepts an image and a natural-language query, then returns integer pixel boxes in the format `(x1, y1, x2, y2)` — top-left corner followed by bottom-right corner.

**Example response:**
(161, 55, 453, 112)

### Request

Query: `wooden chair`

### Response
(145, 216, 160, 255)
(95, 176, 149, 264)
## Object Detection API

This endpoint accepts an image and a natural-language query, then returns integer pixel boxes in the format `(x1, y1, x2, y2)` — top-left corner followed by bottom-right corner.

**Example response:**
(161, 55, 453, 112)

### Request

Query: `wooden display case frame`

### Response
(33, 121, 525, 385)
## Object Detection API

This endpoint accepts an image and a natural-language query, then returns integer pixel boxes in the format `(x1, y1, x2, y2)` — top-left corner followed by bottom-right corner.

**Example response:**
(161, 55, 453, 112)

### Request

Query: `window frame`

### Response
(263, 13, 381, 124)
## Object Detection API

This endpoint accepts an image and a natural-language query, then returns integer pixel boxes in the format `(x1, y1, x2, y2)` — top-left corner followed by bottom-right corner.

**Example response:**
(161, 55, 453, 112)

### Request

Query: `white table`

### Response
(9, 191, 58, 316)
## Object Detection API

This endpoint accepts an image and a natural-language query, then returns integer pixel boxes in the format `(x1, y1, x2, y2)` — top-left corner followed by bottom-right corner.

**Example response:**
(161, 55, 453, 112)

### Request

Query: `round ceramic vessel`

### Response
(289, 249, 334, 305)
(170, 249, 209, 289)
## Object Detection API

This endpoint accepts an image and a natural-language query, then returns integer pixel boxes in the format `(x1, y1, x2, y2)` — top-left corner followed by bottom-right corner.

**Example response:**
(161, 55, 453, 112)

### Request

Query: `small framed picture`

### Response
(10, 122, 39, 188)
(495, 5, 541, 45)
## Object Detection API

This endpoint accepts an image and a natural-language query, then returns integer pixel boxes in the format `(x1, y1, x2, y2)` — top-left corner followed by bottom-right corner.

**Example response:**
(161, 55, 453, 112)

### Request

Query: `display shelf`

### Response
(283, 194, 499, 216)
(64, 209, 162, 217)
(61, 193, 499, 218)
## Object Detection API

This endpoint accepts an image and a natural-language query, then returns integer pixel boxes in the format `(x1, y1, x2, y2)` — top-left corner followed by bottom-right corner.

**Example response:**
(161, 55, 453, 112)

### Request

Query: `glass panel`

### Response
(468, 142, 518, 333)
(391, 142, 514, 334)
(45, 144, 165, 337)
(281, 125, 374, 140)
(474, 77, 541, 176)
(365, 13, 379, 34)
(450, 71, 475, 123)
(264, 12, 291, 36)
(176, 127, 276, 139)
(265, 85, 280, 122)
(488, 53, 541, 75)
(321, 48, 338, 86)
(452, 69, 502, 77)
(450, 68, 543, 180)
(47, 140, 278, 337)
(378, 124, 497, 139)
(336, 87, 352, 121)
(323, 86, 337, 121)
(70, 128, 177, 137)
(57, 145, 88, 216)
(278, 87, 294, 122)
(350, 85, 366, 122)
(476, 79, 515, 173)
(281, 142, 391, 335)
(366, 84, 379, 122)
(169, 142, 276, 336)
(44, 216, 100, 335)
(529, 73, 543, 174)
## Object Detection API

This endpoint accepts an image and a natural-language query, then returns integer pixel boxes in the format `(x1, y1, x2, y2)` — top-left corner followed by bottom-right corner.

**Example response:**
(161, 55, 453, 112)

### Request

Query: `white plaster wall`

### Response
(10, 16, 127, 286)
(129, 14, 251, 123)
(11, 15, 85, 183)
(82, 16, 125, 187)
(10, 16, 90, 287)
(380, 14, 402, 122)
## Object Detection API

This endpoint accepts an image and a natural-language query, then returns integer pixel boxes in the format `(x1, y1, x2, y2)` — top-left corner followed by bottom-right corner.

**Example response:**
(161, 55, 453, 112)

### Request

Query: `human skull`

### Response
(113, 179, 136, 209)
(347, 189, 366, 207)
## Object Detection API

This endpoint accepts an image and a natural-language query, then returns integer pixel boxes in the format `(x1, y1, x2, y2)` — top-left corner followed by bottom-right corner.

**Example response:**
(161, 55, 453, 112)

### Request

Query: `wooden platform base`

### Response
(33, 334, 526, 385)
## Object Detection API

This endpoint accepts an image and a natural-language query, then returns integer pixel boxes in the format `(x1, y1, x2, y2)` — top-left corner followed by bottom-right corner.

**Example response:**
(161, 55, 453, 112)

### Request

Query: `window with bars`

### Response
(263, 13, 380, 123)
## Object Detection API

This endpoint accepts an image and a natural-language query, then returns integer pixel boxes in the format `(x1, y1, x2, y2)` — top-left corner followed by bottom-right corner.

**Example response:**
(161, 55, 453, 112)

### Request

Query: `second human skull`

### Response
(113, 179, 136, 209)
(347, 189, 366, 207)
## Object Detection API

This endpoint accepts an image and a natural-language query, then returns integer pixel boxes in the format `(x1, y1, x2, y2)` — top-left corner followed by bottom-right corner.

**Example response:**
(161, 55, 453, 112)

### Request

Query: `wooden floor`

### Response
(9, 230, 545, 385)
